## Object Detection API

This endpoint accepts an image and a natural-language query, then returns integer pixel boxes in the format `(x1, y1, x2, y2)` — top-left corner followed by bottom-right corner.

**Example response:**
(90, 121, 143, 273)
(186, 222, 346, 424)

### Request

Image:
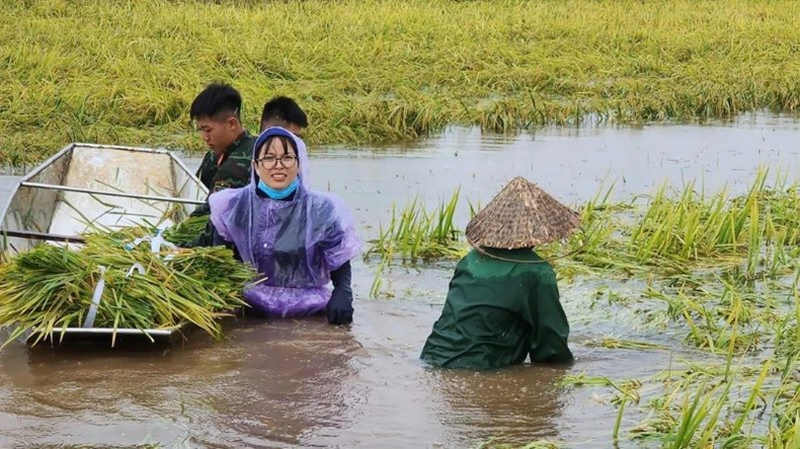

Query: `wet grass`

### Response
(597, 352, 800, 448)
(365, 189, 463, 264)
(585, 337, 668, 351)
(5, 0, 800, 165)
(365, 189, 464, 298)
(559, 176, 800, 448)
(556, 359, 784, 446)
(366, 167, 800, 303)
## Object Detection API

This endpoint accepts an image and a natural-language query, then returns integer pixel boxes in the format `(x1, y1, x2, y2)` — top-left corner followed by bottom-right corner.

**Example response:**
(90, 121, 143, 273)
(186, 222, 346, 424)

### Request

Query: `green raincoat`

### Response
(420, 248, 573, 370)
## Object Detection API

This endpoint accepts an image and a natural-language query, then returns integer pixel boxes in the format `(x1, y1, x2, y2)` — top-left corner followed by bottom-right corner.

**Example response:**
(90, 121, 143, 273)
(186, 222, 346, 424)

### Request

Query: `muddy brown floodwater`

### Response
(1, 114, 800, 448)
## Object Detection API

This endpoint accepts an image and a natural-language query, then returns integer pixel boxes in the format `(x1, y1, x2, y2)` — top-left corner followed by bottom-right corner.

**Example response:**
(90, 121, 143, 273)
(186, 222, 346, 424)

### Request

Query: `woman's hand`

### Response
(327, 261, 354, 325)
(326, 290, 353, 325)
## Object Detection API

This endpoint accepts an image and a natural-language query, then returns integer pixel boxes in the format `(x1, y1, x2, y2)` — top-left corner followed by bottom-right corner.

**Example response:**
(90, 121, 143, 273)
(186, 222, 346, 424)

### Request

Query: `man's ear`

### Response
(226, 116, 240, 130)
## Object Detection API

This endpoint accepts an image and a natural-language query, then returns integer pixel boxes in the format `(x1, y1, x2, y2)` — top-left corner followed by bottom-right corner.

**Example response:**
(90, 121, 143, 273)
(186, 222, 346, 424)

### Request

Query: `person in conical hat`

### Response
(420, 177, 579, 370)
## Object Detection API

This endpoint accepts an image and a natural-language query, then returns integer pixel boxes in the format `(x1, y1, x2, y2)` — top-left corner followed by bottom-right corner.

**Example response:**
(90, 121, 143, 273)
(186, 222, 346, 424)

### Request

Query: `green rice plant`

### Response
(556, 373, 619, 389)
(611, 379, 643, 442)
(642, 277, 770, 356)
(771, 279, 800, 360)
(764, 414, 800, 449)
(619, 167, 800, 278)
(623, 348, 794, 447)
(467, 199, 482, 220)
(538, 182, 645, 275)
(727, 361, 772, 440)
(685, 381, 733, 449)
(367, 170, 800, 277)
(163, 214, 210, 247)
(366, 189, 465, 263)
(628, 173, 763, 264)
(629, 379, 732, 447)
(369, 250, 391, 299)
(763, 225, 793, 280)
(585, 337, 668, 351)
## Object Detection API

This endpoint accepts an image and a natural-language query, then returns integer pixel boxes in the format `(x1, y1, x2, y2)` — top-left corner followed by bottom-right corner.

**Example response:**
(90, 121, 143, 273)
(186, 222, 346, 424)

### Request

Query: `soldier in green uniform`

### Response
(420, 177, 580, 370)
(179, 83, 255, 247)
(188, 83, 256, 218)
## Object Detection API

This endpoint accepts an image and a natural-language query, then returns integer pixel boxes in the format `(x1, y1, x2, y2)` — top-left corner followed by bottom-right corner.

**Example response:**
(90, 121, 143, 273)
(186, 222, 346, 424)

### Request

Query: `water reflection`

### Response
(428, 364, 569, 446)
(190, 318, 362, 447)
(0, 318, 362, 448)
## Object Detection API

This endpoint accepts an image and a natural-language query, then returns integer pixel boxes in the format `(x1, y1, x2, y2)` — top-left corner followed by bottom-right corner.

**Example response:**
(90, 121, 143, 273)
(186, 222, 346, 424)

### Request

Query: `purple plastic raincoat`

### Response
(209, 127, 361, 317)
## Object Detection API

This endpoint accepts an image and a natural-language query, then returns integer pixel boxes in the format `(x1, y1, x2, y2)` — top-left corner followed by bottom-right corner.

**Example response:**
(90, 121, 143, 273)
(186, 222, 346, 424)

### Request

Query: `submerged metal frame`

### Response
(23, 321, 194, 347)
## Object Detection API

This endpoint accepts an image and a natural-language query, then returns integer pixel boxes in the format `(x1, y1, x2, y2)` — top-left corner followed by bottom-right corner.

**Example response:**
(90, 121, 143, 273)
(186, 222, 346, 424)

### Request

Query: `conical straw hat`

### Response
(465, 177, 581, 249)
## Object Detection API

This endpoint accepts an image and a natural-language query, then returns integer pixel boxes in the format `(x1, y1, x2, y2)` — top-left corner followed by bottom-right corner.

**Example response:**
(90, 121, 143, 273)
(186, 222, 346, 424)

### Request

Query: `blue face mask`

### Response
(258, 177, 300, 199)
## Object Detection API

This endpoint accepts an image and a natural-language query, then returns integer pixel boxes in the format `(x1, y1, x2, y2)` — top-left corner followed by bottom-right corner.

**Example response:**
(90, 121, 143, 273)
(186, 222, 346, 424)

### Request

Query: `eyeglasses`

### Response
(255, 155, 298, 168)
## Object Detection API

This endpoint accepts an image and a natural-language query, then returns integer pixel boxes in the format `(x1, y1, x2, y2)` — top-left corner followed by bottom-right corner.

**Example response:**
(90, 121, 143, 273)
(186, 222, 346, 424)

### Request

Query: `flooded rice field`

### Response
(1, 114, 800, 448)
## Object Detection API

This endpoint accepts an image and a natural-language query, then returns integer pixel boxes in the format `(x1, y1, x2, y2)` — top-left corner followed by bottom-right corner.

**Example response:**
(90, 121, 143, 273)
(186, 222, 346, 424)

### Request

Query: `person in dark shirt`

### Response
(421, 177, 580, 370)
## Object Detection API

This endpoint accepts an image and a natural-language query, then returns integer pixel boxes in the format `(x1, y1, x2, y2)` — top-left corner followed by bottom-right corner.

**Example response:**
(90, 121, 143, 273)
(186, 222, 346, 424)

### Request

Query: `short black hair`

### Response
(190, 82, 242, 121)
(260, 96, 308, 130)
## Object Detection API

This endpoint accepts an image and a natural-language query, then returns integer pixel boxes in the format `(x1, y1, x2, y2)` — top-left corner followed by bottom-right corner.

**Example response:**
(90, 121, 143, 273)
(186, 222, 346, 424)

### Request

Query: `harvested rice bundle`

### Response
(0, 229, 257, 347)
(163, 215, 210, 247)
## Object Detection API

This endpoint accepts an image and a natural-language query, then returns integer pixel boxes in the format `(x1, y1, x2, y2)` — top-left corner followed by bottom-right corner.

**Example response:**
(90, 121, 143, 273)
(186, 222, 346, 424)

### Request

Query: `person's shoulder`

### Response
(462, 248, 481, 262)
(229, 142, 253, 161)
(235, 132, 256, 150)
(216, 148, 252, 190)
(242, 132, 257, 145)
(305, 190, 339, 210)
(304, 190, 355, 227)
(455, 249, 478, 269)
(529, 260, 557, 283)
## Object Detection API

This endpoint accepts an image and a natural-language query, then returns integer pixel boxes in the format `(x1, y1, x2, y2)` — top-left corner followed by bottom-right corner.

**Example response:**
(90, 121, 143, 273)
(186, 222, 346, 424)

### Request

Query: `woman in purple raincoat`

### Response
(207, 127, 361, 325)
